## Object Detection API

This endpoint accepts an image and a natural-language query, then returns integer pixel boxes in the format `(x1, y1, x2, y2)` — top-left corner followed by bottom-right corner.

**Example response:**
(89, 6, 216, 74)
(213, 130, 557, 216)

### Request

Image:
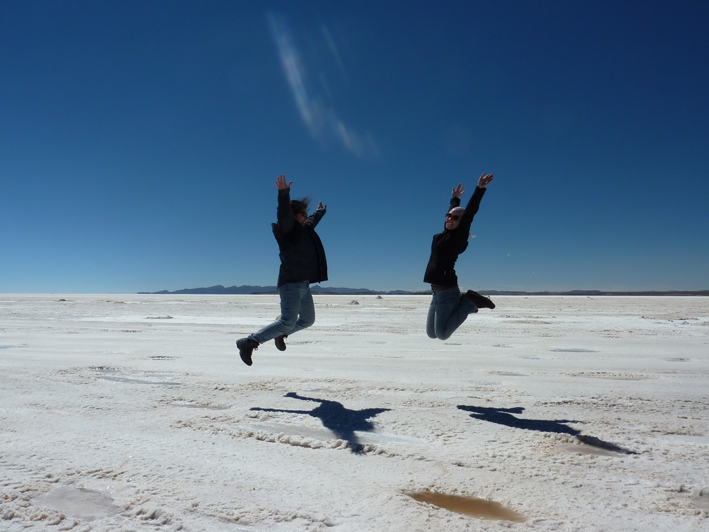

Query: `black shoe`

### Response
(274, 334, 288, 352)
(464, 290, 496, 309)
(236, 338, 259, 366)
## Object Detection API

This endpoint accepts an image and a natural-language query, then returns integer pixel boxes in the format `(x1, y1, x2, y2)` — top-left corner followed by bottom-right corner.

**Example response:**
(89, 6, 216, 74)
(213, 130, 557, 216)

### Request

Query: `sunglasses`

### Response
(446, 213, 461, 221)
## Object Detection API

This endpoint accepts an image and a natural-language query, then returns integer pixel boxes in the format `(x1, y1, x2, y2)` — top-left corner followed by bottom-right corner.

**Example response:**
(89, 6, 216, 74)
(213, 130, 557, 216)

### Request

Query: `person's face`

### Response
(295, 210, 308, 226)
(445, 210, 461, 230)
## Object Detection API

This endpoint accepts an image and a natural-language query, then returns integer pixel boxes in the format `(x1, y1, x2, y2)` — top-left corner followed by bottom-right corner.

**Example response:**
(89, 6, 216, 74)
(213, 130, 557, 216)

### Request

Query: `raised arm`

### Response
(307, 201, 327, 228)
(449, 183, 464, 211)
(444, 172, 493, 249)
(460, 172, 492, 226)
(275, 175, 295, 234)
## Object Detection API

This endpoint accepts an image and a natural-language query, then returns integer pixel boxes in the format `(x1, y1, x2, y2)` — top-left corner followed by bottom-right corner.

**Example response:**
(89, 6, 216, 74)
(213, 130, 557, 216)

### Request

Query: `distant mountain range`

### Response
(140, 285, 421, 295)
(139, 285, 709, 296)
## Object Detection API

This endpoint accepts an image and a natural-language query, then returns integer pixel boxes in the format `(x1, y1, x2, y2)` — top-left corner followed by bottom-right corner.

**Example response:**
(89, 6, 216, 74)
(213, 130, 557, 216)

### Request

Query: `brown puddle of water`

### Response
(405, 490, 526, 523)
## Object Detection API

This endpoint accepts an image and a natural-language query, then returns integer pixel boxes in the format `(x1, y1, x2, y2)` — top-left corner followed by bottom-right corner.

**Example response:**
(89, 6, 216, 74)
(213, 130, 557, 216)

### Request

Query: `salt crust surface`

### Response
(1, 294, 708, 531)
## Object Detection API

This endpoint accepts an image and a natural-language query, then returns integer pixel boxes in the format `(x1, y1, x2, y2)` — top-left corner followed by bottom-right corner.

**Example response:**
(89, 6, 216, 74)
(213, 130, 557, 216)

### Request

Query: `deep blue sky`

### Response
(2, 1, 707, 293)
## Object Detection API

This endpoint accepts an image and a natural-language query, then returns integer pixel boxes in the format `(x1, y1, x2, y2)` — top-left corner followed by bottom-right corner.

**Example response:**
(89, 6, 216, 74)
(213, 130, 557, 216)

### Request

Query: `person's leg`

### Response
(284, 283, 315, 336)
(433, 287, 477, 340)
(250, 282, 306, 344)
(426, 295, 437, 338)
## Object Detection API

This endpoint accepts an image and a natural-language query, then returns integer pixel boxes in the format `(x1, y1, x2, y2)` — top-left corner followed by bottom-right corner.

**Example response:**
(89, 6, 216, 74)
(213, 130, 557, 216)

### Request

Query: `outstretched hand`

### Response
(275, 175, 292, 190)
(452, 183, 465, 198)
(477, 172, 494, 188)
(317, 201, 327, 210)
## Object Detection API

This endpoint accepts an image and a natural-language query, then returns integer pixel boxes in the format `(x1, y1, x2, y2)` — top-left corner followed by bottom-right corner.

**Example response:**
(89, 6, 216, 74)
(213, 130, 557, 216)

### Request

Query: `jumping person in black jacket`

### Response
(424, 172, 495, 340)
(236, 175, 328, 365)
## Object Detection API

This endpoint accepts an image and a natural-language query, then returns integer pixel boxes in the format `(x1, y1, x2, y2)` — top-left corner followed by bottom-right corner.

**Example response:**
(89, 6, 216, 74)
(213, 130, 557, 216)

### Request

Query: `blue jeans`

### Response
(426, 286, 478, 340)
(250, 281, 315, 344)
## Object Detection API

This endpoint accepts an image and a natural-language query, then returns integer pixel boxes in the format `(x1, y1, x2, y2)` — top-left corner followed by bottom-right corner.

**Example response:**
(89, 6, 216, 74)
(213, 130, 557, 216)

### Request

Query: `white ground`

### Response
(1, 294, 708, 532)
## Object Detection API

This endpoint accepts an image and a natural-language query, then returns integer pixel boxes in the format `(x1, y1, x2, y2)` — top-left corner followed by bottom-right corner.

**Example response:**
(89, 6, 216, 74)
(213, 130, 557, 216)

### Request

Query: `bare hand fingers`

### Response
(478, 173, 493, 186)
(275, 175, 293, 189)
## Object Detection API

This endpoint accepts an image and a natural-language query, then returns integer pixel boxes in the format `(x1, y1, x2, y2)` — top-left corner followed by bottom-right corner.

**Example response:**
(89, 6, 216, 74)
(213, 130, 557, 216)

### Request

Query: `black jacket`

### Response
(423, 186, 486, 287)
(272, 188, 328, 287)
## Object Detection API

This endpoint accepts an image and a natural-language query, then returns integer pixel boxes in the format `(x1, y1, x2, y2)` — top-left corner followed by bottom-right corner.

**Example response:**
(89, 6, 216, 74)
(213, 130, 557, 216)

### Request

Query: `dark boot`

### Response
(236, 338, 259, 366)
(274, 334, 288, 352)
(464, 290, 496, 309)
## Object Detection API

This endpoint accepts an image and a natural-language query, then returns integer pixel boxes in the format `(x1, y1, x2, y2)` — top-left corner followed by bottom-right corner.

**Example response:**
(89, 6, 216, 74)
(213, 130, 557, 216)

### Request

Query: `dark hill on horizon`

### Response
(140, 284, 419, 295)
(139, 285, 709, 296)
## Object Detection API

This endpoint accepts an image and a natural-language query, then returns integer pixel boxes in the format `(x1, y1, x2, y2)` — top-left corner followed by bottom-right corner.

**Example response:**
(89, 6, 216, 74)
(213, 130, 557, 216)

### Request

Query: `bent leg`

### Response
(250, 282, 306, 344)
(285, 283, 315, 336)
(432, 287, 478, 340)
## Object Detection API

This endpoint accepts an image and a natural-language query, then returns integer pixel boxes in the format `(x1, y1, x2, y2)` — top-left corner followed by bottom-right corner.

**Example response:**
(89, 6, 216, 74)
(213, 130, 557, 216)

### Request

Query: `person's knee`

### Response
(436, 330, 452, 341)
(278, 315, 298, 330)
(299, 313, 315, 329)
(428, 326, 450, 340)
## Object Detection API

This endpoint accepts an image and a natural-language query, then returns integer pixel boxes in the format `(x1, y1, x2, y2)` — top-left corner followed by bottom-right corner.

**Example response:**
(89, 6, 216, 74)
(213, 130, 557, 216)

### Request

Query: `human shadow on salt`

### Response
(457, 405, 635, 455)
(251, 392, 390, 454)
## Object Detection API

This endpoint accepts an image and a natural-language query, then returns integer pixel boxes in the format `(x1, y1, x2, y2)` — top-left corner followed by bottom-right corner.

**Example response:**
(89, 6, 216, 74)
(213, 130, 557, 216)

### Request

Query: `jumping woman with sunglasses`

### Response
(423, 172, 495, 340)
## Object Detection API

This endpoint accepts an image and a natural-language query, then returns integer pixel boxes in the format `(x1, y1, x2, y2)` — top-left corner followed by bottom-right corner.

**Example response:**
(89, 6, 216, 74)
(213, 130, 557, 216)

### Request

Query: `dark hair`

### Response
(290, 196, 312, 215)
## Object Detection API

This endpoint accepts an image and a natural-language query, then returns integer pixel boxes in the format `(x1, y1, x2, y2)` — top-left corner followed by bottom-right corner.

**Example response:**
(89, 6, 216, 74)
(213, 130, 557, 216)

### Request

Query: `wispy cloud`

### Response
(267, 12, 377, 159)
(320, 23, 348, 81)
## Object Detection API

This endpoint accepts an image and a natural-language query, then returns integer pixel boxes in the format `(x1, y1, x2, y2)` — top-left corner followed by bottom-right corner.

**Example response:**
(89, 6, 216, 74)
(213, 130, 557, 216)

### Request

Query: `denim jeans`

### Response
(250, 281, 315, 344)
(426, 286, 478, 340)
